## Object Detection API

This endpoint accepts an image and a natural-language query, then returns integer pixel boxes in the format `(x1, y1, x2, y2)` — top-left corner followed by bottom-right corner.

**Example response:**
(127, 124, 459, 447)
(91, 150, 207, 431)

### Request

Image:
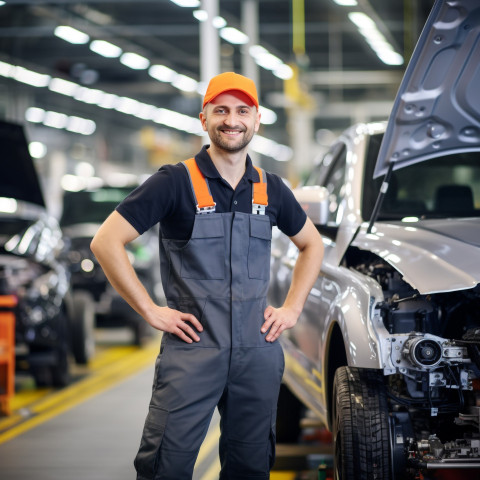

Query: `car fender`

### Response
(322, 263, 384, 365)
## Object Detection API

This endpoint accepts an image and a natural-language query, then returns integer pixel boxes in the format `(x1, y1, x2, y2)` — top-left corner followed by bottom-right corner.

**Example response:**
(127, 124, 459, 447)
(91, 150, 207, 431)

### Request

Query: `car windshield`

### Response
(60, 187, 134, 226)
(363, 134, 480, 221)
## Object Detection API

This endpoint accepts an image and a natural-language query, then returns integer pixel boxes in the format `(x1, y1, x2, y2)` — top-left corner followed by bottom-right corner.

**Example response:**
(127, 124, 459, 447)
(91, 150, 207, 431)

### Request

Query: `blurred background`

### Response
(1, 0, 435, 211)
(0, 2, 439, 478)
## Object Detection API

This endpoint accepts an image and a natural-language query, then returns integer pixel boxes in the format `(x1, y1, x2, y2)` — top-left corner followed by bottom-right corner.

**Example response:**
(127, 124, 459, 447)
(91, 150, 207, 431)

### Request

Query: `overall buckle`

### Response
(252, 203, 266, 215)
(196, 204, 216, 214)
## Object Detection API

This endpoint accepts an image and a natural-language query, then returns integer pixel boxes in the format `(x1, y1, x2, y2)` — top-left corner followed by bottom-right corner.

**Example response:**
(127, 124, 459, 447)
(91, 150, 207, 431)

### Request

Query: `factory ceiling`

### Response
(0, 0, 435, 165)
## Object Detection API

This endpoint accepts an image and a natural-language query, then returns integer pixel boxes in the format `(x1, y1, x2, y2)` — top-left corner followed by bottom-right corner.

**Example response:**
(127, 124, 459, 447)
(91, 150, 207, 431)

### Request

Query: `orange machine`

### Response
(0, 295, 16, 416)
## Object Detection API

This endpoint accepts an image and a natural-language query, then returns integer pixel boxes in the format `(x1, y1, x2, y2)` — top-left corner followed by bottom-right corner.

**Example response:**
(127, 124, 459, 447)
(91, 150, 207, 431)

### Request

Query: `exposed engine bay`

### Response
(347, 248, 480, 473)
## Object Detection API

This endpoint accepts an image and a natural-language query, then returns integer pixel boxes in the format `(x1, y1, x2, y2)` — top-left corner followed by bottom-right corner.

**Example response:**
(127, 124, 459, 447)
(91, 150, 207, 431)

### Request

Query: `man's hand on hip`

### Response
(261, 305, 299, 343)
(146, 306, 203, 343)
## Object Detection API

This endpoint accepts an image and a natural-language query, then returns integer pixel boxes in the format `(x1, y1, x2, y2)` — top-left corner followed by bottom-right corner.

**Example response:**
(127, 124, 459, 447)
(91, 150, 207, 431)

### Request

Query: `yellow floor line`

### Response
(0, 341, 159, 445)
(10, 388, 50, 410)
(271, 473, 297, 480)
(200, 456, 221, 480)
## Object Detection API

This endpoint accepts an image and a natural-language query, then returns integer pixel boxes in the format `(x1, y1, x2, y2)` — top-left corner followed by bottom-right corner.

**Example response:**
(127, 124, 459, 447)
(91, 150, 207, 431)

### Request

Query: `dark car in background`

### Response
(270, 1, 480, 478)
(0, 120, 94, 386)
(60, 184, 162, 345)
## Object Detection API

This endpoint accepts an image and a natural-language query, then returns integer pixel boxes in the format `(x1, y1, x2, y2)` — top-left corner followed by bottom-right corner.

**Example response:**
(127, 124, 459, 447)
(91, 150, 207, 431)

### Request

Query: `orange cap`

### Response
(203, 72, 259, 109)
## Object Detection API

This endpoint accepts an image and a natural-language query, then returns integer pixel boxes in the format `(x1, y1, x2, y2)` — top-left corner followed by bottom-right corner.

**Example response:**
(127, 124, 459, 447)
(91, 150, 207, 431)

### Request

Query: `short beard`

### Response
(209, 129, 254, 153)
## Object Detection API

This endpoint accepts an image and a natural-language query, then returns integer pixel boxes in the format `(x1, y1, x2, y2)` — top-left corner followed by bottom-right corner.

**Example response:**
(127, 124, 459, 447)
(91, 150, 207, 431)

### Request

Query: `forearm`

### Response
(262, 218, 323, 342)
(95, 244, 155, 317)
(90, 214, 156, 320)
(282, 238, 324, 315)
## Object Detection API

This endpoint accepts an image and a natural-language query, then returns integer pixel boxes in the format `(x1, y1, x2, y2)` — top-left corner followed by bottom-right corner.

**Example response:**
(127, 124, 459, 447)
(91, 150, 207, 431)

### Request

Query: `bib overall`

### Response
(134, 158, 285, 480)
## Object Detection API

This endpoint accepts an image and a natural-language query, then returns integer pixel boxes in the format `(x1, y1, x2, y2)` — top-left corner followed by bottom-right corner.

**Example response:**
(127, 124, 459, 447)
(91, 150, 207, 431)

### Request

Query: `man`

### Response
(90, 72, 324, 480)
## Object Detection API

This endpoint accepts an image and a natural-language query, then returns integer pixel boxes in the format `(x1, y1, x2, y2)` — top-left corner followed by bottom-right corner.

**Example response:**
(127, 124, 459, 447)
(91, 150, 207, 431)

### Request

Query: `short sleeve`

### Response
(115, 165, 179, 235)
(267, 174, 307, 237)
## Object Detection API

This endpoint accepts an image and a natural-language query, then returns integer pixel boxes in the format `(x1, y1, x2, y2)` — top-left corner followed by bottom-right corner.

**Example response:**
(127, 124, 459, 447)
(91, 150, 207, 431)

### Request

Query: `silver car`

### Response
(269, 0, 480, 478)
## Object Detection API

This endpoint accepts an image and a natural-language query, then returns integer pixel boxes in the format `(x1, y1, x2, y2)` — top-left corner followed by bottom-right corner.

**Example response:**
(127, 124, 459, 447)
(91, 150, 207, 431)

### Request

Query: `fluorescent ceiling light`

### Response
(25, 107, 45, 123)
(193, 10, 208, 21)
(29, 142, 47, 159)
(149, 64, 177, 82)
(74, 87, 105, 104)
(43, 111, 68, 129)
(135, 103, 157, 120)
(25, 106, 96, 135)
(0, 60, 13, 77)
(115, 97, 142, 115)
(0, 2, 6, 6)
(193, 11, 226, 28)
(196, 81, 208, 96)
(251, 136, 293, 162)
(120, 52, 150, 70)
(171, 74, 198, 92)
(333, 0, 358, 5)
(54, 26, 90, 44)
(49, 77, 79, 96)
(254, 52, 283, 71)
(348, 12, 403, 66)
(220, 27, 249, 45)
(170, 0, 200, 7)
(273, 64, 294, 80)
(67, 117, 96, 135)
(12, 66, 50, 87)
(97, 93, 119, 109)
(90, 40, 122, 58)
(259, 106, 277, 125)
(348, 12, 376, 29)
(249, 45, 268, 58)
(213, 17, 227, 29)
(376, 50, 404, 66)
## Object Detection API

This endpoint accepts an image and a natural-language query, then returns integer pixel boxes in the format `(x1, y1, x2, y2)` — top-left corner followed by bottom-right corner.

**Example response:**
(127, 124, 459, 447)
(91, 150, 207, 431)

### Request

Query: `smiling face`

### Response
(200, 91, 261, 154)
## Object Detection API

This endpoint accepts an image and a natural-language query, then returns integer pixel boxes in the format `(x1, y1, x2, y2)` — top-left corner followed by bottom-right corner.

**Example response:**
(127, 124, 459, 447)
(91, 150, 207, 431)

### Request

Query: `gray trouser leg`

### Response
(134, 347, 230, 480)
(218, 346, 284, 480)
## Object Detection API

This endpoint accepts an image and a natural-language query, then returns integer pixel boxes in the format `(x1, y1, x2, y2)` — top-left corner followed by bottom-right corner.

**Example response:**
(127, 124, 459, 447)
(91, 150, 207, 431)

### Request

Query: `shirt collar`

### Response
(194, 144, 260, 183)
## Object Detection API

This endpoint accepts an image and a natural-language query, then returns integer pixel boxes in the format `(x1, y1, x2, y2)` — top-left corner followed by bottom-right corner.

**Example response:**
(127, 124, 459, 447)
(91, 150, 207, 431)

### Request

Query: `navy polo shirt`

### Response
(116, 145, 307, 240)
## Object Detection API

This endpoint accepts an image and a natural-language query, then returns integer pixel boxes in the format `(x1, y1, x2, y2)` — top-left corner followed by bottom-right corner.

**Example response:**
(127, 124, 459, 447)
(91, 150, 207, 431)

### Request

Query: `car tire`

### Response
(332, 366, 391, 480)
(51, 345, 71, 387)
(71, 290, 96, 364)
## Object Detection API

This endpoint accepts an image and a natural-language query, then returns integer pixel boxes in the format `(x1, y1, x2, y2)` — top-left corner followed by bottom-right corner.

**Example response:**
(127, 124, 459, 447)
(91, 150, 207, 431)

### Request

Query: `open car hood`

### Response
(374, 0, 480, 179)
(0, 120, 45, 208)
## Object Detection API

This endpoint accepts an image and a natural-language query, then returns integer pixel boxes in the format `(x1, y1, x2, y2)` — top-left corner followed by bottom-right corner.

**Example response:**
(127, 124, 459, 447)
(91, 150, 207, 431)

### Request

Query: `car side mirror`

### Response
(292, 185, 329, 226)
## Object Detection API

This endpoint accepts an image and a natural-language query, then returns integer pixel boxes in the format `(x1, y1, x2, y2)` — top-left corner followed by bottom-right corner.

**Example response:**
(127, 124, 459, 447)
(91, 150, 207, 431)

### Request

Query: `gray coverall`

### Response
(134, 158, 285, 480)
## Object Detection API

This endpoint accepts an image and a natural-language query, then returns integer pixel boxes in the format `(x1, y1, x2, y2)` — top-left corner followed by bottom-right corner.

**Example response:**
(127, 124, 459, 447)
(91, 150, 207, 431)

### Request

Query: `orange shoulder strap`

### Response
(183, 158, 268, 214)
(252, 166, 268, 207)
(183, 158, 216, 213)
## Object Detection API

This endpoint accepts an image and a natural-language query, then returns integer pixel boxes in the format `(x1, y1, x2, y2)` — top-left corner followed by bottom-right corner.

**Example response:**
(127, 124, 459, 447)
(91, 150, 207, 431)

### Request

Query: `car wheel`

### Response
(332, 366, 391, 480)
(51, 346, 71, 387)
(71, 290, 96, 364)
(31, 346, 71, 388)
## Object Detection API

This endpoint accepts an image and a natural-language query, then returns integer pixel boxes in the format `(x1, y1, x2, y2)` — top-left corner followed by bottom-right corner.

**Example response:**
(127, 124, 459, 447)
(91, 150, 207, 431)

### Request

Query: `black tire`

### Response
(71, 290, 96, 364)
(31, 346, 71, 388)
(51, 346, 71, 387)
(32, 365, 52, 388)
(332, 366, 391, 480)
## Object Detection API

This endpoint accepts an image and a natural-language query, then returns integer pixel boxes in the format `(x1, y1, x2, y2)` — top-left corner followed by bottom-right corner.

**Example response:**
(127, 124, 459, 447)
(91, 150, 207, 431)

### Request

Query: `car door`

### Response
(279, 141, 349, 417)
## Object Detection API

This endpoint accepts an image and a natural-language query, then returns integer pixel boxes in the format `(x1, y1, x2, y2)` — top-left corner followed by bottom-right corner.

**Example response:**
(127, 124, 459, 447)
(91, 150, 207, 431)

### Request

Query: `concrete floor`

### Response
(0, 364, 220, 480)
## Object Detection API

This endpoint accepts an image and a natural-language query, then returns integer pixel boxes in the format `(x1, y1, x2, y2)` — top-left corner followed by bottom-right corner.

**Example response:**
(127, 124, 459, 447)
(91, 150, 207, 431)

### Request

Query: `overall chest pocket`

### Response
(247, 215, 272, 280)
(180, 215, 225, 280)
